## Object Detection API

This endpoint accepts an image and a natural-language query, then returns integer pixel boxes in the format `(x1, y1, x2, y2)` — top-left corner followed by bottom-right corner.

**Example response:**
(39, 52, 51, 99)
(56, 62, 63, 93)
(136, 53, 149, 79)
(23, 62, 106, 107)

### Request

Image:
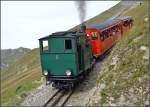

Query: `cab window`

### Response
(92, 32, 98, 40)
(42, 40, 49, 51)
(65, 40, 72, 49)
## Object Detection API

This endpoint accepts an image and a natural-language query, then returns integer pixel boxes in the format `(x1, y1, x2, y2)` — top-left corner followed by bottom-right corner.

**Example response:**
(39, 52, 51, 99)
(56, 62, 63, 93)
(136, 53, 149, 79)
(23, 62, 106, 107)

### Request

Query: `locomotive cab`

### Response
(39, 31, 93, 89)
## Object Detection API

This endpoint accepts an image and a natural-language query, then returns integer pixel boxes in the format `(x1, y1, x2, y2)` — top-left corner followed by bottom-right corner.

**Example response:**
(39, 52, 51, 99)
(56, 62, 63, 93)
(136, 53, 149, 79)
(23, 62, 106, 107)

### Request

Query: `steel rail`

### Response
(60, 89, 75, 106)
(43, 89, 62, 107)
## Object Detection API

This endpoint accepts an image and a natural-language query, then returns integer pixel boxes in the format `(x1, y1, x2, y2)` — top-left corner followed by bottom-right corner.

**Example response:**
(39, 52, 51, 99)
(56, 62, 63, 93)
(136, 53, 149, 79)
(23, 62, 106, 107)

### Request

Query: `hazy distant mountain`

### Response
(1, 47, 31, 70)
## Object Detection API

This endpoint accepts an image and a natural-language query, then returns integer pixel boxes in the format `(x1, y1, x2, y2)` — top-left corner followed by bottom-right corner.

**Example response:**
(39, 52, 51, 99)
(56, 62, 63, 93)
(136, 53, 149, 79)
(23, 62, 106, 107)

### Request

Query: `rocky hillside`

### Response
(88, 1, 149, 106)
(1, 1, 148, 106)
(1, 47, 31, 70)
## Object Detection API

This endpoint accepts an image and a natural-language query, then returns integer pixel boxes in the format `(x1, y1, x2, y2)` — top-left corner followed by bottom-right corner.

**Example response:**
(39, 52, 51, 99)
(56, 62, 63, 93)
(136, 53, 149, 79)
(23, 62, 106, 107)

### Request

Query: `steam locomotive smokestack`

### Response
(81, 23, 86, 33)
(75, 1, 86, 23)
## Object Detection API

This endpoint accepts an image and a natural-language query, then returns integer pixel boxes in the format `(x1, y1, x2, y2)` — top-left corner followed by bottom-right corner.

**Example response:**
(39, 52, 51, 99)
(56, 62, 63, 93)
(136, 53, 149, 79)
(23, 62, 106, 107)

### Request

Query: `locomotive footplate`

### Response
(52, 81, 75, 89)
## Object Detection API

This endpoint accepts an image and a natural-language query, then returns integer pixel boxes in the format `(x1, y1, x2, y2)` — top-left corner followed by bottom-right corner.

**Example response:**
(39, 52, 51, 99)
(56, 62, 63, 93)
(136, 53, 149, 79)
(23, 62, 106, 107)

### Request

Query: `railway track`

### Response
(43, 89, 74, 107)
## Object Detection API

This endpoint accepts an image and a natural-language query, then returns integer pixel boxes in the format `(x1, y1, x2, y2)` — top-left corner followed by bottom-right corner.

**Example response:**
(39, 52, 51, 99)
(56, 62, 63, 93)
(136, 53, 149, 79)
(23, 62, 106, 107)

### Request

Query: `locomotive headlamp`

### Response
(87, 34, 90, 37)
(66, 69, 71, 76)
(43, 70, 48, 76)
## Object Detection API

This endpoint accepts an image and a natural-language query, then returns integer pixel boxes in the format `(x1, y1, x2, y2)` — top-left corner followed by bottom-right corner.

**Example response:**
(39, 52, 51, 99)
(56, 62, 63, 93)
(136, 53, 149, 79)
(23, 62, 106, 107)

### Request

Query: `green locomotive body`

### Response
(39, 31, 94, 89)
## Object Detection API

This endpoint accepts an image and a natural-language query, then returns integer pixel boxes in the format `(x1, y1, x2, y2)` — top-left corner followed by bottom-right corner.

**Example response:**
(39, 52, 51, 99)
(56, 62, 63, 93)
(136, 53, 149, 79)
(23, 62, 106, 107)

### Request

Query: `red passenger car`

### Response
(86, 16, 133, 58)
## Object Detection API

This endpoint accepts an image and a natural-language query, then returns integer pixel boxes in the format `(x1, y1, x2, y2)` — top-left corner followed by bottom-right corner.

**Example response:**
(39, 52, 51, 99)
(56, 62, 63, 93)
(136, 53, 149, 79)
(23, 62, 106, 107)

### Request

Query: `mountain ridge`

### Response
(1, 47, 31, 70)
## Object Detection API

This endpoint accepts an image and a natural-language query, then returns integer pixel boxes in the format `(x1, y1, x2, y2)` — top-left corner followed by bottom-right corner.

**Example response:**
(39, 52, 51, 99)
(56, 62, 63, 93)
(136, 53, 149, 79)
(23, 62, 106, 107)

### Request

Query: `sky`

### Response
(1, 1, 120, 49)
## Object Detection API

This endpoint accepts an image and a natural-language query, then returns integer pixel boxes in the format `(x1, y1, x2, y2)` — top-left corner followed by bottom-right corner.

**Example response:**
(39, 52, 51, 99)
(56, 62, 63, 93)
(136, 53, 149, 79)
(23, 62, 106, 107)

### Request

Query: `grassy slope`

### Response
(1, 48, 43, 105)
(89, 1, 149, 106)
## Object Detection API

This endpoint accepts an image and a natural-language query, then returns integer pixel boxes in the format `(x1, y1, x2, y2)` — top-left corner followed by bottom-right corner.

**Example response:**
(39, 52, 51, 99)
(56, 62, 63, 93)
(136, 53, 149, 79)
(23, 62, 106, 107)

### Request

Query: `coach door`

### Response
(91, 32, 100, 55)
(100, 31, 105, 54)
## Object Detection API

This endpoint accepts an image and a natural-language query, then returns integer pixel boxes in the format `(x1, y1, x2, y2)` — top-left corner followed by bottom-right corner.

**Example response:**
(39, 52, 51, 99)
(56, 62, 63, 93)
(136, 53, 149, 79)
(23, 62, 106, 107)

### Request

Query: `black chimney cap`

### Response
(81, 23, 86, 32)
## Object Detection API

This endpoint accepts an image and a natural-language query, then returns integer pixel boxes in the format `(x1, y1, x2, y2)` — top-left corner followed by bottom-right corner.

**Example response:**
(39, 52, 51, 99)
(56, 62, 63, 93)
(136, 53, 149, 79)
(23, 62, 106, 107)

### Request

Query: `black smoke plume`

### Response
(75, 1, 86, 23)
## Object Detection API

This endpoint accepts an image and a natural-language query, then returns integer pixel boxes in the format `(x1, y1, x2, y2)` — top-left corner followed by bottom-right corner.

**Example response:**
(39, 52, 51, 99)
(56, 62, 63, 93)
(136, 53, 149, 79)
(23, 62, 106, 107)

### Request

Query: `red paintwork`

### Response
(86, 17, 133, 58)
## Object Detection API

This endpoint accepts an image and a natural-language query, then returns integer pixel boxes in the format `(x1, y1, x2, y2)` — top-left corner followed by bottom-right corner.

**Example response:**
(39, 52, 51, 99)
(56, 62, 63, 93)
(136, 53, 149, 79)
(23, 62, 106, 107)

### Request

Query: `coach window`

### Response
(107, 30, 110, 36)
(100, 32, 105, 41)
(107, 30, 110, 37)
(117, 26, 120, 32)
(127, 21, 130, 26)
(112, 27, 115, 32)
(42, 40, 49, 52)
(116, 27, 119, 32)
(129, 20, 132, 25)
(104, 31, 109, 38)
(65, 39, 72, 50)
(92, 32, 98, 40)
(112, 28, 116, 35)
(124, 21, 128, 27)
(109, 29, 112, 36)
